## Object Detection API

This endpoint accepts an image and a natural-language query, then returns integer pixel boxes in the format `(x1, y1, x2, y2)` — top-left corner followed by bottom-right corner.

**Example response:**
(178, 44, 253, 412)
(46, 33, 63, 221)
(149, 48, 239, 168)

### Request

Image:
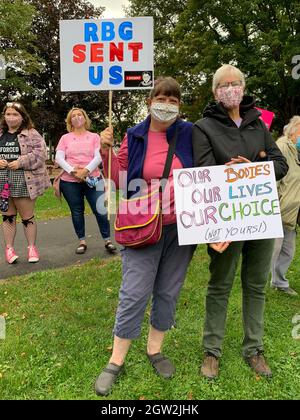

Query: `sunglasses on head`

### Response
(6, 102, 22, 109)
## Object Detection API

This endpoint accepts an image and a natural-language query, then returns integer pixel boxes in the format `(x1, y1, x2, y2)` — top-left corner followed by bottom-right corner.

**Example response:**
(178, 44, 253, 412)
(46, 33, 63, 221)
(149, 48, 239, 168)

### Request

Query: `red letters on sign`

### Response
(110, 43, 124, 62)
(73, 44, 86, 63)
(91, 43, 104, 62)
(72, 42, 144, 64)
(128, 43, 143, 62)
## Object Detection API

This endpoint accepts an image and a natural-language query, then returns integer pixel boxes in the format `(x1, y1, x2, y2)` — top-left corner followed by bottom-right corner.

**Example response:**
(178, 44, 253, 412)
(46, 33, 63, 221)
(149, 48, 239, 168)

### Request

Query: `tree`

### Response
(23, 0, 105, 146)
(127, 0, 300, 133)
(109, 90, 148, 144)
(0, 0, 41, 98)
(126, 0, 188, 74)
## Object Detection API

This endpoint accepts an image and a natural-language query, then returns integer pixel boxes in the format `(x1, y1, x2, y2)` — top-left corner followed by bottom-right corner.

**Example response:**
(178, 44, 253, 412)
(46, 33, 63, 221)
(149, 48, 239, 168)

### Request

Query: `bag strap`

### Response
(160, 125, 178, 193)
(54, 169, 65, 182)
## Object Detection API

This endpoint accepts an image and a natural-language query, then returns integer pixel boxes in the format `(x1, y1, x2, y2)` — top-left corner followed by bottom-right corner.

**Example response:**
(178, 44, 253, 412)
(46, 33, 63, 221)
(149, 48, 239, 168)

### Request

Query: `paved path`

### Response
(0, 215, 118, 280)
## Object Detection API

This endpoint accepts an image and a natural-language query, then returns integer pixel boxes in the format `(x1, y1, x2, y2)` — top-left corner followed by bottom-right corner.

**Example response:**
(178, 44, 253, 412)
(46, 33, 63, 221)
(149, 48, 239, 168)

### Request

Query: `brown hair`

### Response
(65, 107, 91, 132)
(0, 102, 34, 132)
(149, 77, 181, 101)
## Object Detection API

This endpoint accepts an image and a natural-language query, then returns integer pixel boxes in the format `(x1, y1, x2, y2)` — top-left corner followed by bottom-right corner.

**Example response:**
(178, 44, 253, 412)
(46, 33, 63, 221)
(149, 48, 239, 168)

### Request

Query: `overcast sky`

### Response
(90, 0, 129, 18)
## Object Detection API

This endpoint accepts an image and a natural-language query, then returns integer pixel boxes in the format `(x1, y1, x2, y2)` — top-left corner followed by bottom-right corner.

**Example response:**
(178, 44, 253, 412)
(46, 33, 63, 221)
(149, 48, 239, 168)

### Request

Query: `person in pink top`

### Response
(55, 108, 116, 254)
(94, 77, 196, 396)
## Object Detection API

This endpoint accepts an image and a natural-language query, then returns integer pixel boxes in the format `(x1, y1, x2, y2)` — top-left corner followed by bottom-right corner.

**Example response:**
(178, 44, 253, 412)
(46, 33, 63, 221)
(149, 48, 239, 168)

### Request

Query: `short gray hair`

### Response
(284, 116, 300, 138)
(212, 64, 246, 93)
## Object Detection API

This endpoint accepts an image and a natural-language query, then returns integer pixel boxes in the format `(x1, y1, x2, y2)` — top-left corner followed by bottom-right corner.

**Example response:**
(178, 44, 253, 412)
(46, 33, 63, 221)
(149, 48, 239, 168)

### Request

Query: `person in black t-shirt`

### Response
(0, 131, 21, 161)
(0, 102, 50, 264)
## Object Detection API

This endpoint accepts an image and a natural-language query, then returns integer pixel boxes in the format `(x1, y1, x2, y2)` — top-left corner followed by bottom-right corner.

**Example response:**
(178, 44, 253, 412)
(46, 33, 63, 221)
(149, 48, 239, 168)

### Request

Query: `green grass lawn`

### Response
(34, 187, 72, 220)
(34, 187, 119, 220)
(0, 242, 300, 400)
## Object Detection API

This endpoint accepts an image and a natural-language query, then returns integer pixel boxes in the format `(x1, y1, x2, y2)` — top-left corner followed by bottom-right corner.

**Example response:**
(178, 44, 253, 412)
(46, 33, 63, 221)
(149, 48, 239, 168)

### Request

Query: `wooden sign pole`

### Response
(107, 90, 113, 221)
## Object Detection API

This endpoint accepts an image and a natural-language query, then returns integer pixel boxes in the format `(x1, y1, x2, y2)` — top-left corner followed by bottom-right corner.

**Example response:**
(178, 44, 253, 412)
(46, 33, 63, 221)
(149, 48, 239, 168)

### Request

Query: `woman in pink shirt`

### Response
(55, 108, 116, 254)
(95, 78, 196, 396)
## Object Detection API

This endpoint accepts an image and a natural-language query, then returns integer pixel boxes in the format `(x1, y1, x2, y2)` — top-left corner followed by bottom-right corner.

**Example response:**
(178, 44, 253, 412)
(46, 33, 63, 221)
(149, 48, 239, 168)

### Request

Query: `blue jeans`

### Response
(60, 180, 110, 241)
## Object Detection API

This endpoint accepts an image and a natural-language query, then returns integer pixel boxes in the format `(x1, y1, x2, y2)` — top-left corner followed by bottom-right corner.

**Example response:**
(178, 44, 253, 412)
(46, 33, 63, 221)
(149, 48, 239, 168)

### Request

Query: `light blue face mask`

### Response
(296, 136, 300, 150)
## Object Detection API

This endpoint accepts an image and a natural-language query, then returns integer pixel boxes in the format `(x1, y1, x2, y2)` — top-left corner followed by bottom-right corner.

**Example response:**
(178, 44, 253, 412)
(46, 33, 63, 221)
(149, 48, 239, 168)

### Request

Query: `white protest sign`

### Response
(174, 162, 283, 245)
(59, 17, 154, 92)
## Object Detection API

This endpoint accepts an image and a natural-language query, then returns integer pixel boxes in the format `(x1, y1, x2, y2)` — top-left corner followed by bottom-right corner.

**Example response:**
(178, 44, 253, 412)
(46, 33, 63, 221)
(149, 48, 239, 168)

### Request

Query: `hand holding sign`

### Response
(225, 155, 251, 165)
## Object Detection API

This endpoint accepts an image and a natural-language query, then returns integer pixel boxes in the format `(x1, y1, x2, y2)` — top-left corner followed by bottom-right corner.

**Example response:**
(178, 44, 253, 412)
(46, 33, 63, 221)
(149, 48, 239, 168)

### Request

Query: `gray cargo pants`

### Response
(271, 228, 296, 289)
(113, 224, 196, 339)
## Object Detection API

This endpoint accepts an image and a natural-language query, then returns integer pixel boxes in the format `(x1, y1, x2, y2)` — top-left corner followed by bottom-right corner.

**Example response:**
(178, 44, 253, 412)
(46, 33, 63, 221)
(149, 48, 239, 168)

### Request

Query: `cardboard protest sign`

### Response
(59, 17, 154, 91)
(174, 162, 283, 245)
(256, 107, 275, 130)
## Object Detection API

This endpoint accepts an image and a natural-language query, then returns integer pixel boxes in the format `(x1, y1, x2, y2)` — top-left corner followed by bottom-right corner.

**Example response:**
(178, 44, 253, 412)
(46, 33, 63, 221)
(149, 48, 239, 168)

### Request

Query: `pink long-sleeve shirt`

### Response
(56, 131, 101, 182)
(103, 130, 183, 225)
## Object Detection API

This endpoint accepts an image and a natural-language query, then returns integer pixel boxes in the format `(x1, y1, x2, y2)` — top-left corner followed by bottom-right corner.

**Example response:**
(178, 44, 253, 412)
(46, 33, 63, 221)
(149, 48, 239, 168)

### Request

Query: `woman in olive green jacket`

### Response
(271, 116, 300, 296)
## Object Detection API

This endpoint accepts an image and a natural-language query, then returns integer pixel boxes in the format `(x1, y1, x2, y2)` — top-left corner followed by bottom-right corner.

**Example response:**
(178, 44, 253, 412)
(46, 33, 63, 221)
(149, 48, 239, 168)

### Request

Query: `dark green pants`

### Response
(203, 239, 274, 358)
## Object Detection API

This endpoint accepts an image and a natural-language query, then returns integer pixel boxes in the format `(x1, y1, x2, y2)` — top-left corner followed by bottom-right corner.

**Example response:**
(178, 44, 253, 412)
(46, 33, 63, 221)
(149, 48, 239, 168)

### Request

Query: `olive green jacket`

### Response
(276, 136, 300, 230)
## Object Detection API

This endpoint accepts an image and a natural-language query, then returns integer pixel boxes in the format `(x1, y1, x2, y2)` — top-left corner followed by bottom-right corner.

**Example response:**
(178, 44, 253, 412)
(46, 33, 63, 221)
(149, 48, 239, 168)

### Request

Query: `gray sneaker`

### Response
(271, 284, 298, 296)
(147, 352, 175, 379)
(95, 363, 124, 396)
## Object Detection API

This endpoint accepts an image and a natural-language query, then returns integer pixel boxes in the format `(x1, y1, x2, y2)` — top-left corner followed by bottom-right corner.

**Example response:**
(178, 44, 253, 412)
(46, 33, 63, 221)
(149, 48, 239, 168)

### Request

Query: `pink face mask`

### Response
(5, 116, 22, 128)
(216, 85, 244, 109)
(71, 115, 85, 129)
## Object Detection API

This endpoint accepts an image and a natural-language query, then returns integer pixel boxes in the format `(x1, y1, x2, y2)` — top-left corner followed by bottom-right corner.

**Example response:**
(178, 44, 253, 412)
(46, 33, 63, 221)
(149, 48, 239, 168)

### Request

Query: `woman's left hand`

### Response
(208, 242, 231, 253)
(72, 167, 89, 181)
(7, 160, 20, 170)
(225, 155, 251, 165)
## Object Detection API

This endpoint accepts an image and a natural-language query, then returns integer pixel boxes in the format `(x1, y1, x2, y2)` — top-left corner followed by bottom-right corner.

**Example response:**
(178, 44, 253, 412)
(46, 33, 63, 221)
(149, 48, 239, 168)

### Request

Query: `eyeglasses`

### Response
(217, 80, 243, 89)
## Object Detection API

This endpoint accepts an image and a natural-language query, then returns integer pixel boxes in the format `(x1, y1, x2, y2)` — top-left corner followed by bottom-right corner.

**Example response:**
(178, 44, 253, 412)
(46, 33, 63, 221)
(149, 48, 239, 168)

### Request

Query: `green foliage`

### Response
(128, 0, 300, 131)
(0, 0, 41, 95)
